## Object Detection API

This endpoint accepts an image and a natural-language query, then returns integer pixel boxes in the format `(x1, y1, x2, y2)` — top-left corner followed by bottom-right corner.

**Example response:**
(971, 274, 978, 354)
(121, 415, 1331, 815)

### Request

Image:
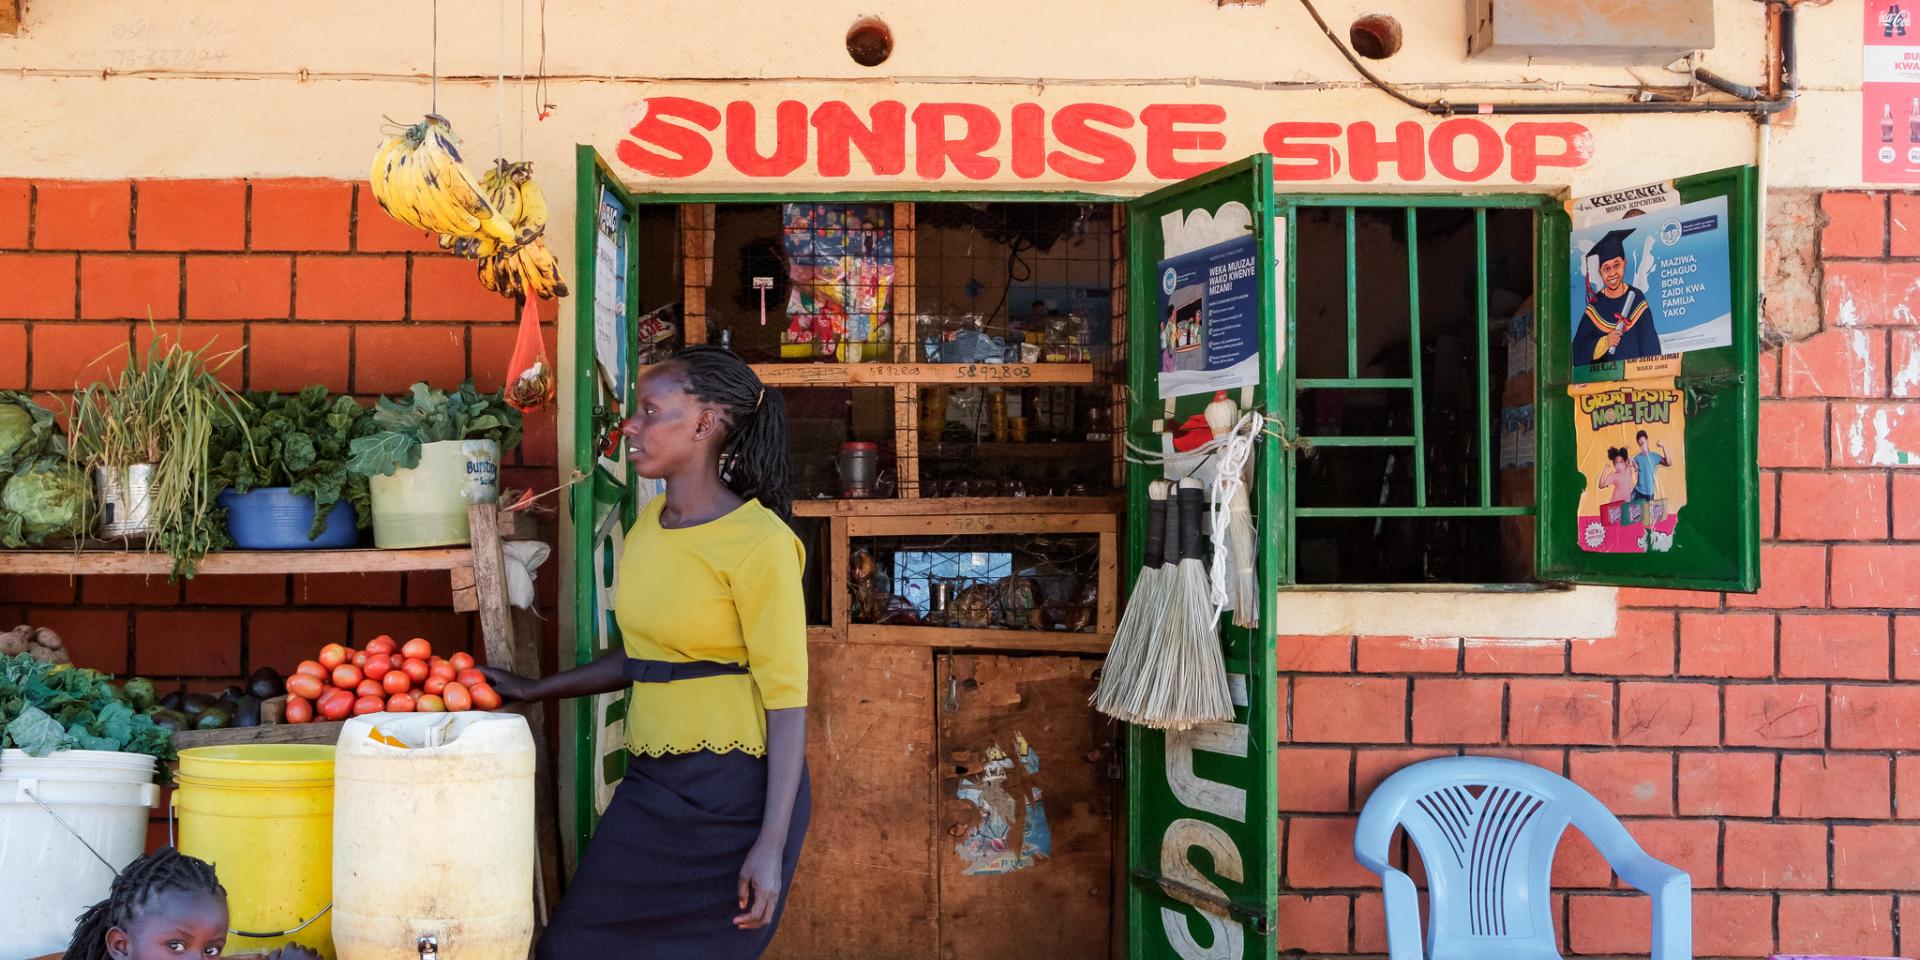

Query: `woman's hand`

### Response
(733, 838, 785, 930)
(475, 666, 539, 702)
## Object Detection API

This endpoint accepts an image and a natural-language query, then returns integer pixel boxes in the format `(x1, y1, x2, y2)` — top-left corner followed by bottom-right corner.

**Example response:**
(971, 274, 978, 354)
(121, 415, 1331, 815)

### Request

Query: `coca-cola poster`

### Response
(1865, 0, 1920, 182)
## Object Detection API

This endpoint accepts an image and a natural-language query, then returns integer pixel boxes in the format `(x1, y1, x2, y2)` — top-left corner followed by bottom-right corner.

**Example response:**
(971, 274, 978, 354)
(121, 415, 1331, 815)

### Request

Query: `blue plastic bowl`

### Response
(218, 487, 360, 549)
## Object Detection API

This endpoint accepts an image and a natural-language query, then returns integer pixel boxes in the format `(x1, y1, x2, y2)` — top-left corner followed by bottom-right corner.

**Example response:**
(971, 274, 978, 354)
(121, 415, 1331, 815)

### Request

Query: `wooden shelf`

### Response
(845, 624, 1111, 654)
(751, 362, 1096, 387)
(792, 496, 1121, 518)
(0, 546, 473, 577)
(922, 441, 1112, 460)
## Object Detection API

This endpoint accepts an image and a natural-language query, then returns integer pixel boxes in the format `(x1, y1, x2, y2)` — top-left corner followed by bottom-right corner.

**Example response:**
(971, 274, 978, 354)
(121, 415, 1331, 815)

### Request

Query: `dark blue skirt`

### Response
(538, 750, 811, 960)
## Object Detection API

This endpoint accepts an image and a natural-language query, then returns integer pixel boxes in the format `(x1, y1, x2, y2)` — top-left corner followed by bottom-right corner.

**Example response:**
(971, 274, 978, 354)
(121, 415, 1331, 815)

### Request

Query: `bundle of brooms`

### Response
(1092, 477, 1234, 729)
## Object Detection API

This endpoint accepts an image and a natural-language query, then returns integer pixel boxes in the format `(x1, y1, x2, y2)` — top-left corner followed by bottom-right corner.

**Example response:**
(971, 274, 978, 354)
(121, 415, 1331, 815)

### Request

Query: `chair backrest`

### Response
(1356, 756, 1629, 958)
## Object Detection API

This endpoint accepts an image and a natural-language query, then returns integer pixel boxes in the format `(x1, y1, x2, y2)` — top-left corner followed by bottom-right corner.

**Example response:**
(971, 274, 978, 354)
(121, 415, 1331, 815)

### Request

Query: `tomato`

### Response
(415, 694, 447, 713)
(423, 675, 450, 696)
(386, 693, 417, 712)
(318, 644, 349, 669)
(455, 668, 487, 689)
(382, 670, 411, 696)
(363, 654, 393, 682)
(352, 695, 386, 716)
(318, 689, 354, 721)
(365, 635, 397, 656)
(449, 652, 476, 673)
(295, 660, 329, 680)
(333, 663, 364, 689)
(402, 638, 433, 661)
(401, 658, 431, 684)
(285, 695, 314, 724)
(429, 662, 456, 683)
(429, 656, 449, 672)
(442, 682, 473, 712)
(355, 679, 383, 699)
(286, 674, 325, 701)
(470, 682, 502, 711)
(352, 650, 369, 668)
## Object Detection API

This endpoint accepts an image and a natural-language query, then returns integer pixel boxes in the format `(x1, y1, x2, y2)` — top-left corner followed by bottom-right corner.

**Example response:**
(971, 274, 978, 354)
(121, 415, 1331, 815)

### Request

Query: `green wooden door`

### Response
(1538, 165, 1761, 591)
(569, 145, 654, 851)
(1124, 155, 1283, 960)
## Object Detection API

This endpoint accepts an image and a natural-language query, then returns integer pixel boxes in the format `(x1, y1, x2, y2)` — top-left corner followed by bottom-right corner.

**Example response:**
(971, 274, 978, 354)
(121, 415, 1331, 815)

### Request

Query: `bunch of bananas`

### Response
(368, 116, 568, 300)
(476, 160, 568, 300)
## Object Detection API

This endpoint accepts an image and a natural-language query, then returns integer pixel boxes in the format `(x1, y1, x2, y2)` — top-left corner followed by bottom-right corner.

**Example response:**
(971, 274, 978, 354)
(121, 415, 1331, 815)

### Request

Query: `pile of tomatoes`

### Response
(282, 635, 503, 723)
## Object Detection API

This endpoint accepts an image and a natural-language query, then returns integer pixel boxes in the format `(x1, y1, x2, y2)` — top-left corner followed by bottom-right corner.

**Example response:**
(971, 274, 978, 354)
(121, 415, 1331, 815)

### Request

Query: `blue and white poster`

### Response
(1156, 235, 1262, 399)
(1567, 195, 1733, 383)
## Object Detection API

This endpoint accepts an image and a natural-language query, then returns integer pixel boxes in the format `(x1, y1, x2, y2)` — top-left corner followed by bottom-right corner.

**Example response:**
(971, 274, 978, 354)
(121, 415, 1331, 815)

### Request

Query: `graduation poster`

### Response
(1567, 195, 1734, 383)
(1155, 235, 1262, 399)
(1570, 380, 1688, 555)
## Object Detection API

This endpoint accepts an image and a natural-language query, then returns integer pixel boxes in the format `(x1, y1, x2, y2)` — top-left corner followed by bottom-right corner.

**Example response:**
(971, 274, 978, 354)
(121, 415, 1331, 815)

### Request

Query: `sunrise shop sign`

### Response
(615, 97, 1593, 185)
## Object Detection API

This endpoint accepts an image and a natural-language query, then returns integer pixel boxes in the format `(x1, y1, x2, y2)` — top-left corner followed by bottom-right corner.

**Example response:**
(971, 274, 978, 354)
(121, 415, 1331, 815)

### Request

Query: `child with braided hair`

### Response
(55, 847, 321, 960)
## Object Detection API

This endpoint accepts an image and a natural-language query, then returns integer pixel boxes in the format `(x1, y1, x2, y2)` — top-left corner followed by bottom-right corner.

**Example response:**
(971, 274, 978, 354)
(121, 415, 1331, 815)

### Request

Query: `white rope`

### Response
(1207, 412, 1259, 617)
(497, 0, 507, 162)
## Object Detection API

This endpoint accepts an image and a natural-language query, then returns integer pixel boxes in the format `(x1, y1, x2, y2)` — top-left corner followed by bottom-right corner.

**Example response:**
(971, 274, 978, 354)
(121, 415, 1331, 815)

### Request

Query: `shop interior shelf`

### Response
(791, 495, 1121, 518)
(749, 361, 1096, 387)
(0, 546, 474, 576)
(845, 623, 1111, 654)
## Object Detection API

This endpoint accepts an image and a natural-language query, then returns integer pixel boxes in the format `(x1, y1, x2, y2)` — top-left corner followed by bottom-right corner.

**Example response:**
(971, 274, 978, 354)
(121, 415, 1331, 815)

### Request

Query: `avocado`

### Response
(234, 695, 263, 728)
(247, 667, 283, 701)
(182, 693, 219, 717)
(148, 709, 190, 734)
(193, 707, 231, 731)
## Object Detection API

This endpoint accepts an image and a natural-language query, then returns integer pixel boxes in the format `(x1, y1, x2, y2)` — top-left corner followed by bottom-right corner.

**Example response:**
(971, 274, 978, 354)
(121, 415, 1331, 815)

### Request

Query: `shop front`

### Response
(2, 1, 1914, 958)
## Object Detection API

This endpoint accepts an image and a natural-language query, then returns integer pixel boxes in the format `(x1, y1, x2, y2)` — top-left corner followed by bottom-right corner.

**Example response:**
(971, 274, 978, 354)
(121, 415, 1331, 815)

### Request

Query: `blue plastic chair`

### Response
(1353, 756, 1691, 960)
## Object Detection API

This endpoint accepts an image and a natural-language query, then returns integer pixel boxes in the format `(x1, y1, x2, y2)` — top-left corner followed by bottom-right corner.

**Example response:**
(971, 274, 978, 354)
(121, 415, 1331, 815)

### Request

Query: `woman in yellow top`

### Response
(481, 346, 810, 960)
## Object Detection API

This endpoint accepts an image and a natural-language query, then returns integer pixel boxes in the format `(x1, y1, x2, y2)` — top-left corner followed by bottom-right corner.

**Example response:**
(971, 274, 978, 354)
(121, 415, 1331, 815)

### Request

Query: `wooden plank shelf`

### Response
(751, 362, 1095, 387)
(921, 441, 1112, 460)
(792, 496, 1122, 518)
(845, 624, 1111, 655)
(0, 546, 473, 576)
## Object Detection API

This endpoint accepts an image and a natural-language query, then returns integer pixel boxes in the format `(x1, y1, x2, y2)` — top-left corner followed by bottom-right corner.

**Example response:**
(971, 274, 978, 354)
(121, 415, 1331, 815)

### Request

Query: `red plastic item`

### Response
(505, 296, 554, 412)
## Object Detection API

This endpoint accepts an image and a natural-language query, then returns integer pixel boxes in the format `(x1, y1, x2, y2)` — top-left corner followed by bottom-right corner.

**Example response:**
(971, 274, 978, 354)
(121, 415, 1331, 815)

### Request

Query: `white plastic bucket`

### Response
(368, 439, 500, 549)
(332, 712, 533, 960)
(0, 749, 161, 959)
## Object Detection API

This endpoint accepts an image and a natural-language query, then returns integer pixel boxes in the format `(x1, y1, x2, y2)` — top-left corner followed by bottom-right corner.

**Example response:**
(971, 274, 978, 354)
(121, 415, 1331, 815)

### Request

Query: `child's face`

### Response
(106, 891, 228, 960)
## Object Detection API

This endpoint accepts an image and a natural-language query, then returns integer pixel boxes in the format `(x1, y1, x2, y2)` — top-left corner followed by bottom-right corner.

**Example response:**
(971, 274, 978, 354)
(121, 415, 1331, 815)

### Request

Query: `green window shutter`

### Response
(1537, 165, 1761, 592)
(1123, 155, 1283, 960)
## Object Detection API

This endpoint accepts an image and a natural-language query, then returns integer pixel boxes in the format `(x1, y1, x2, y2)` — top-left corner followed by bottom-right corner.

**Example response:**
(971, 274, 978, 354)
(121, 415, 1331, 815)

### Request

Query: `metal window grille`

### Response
(1287, 200, 1541, 584)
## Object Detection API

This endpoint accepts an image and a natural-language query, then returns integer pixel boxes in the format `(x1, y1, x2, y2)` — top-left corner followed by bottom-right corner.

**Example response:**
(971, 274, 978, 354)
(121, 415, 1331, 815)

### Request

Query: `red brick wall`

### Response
(0, 178, 562, 844)
(1274, 191, 1920, 960)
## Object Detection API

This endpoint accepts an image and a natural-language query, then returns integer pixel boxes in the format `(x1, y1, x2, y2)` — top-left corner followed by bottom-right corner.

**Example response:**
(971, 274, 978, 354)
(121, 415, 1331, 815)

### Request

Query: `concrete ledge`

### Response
(1271, 585, 1618, 639)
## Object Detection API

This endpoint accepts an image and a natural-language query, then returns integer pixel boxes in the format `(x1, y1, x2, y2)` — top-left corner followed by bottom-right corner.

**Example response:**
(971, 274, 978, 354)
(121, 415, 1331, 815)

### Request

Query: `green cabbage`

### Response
(0, 391, 60, 472)
(0, 405, 32, 463)
(0, 457, 89, 547)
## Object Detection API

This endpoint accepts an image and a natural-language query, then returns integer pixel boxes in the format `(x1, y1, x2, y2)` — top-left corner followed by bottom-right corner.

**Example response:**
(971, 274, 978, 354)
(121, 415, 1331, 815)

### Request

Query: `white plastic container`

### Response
(0, 749, 161, 959)
(367, 439, 500, 549)
(331, 712, 534, 960)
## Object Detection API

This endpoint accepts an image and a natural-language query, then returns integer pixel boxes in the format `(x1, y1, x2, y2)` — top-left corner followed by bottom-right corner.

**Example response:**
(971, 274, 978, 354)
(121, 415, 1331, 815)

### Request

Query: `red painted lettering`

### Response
(616, 97, 721, 178)
(1428, 118, 1503, 182)
(810, 100, 907, 178)
(1141, 104, 1226, 179)
(911, 103, 1002, 180)
(1346, 121, 1426, 182)
(1048, 103, 1135, 182)
(1264, 122, 1343, 181)
(1010, 103, 1048, 180)
(724, 100, 809, 178)
(1504, 121, 1589, 183)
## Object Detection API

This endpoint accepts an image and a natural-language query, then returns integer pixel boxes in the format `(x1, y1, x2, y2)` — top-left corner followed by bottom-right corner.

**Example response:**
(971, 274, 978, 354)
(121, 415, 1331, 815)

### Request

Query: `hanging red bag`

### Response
(505, 295, 555, 412)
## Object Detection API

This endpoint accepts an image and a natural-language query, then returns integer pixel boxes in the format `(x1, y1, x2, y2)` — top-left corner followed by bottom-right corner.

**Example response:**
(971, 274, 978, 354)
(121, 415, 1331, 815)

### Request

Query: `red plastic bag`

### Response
(505, 296, 555, 412)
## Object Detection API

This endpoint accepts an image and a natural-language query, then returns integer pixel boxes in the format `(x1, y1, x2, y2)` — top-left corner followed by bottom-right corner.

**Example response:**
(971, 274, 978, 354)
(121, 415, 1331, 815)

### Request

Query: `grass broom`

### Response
(1093, 480, 1171, 721)
(1133, 477, 1235, 729)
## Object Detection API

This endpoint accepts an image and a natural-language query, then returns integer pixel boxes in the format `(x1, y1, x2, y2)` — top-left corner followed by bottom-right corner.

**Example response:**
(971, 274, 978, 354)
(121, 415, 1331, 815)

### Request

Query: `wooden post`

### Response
(466, 502, 516, 669)
(682, 204, 715, 347)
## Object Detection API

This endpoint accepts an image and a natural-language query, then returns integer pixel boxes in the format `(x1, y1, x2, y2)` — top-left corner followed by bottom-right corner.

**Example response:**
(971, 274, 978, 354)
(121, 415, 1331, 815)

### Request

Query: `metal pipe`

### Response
(1695, 68, 1766, 102)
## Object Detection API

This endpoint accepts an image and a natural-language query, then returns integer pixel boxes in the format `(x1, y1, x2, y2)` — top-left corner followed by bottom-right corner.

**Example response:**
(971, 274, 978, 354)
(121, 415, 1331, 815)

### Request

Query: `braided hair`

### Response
(67, 847, 226, 960)
(668, 345, 793, 520)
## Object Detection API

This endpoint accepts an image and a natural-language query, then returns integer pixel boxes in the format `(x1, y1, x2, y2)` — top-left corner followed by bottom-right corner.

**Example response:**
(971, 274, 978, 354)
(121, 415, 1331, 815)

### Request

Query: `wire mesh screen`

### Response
(849, 533, 1101, 633)
(913, 385, 1115, 497)
(910, 202, 1115, 367)
(785, 386, 899, 501)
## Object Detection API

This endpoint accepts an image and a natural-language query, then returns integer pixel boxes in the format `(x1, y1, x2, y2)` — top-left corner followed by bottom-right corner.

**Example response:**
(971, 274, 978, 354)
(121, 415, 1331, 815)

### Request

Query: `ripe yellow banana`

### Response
(418, 118, 518, 244)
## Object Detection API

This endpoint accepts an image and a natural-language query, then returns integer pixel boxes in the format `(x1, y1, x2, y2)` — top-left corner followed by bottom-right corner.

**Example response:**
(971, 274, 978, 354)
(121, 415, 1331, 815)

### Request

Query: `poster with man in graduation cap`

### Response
(1568, 195, 1734, 382)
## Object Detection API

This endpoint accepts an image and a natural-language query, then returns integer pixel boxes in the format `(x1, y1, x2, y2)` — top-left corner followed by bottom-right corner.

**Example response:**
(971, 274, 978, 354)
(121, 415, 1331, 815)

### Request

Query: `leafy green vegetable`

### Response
(348, 381, 523, 478)
(1, 457, 90, 547)
(210, 386, 375, 539)
(0, 391, 62, 471)
(0, 654, 175, 775)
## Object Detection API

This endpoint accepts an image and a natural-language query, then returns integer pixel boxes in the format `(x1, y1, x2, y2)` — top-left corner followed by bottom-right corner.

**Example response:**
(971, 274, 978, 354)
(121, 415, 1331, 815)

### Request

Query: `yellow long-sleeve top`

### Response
(614, 495, 809, 757)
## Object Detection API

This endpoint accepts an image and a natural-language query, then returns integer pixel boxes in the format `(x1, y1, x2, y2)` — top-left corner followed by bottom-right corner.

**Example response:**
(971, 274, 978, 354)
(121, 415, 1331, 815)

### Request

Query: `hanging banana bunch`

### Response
(368, 117, 569, 301)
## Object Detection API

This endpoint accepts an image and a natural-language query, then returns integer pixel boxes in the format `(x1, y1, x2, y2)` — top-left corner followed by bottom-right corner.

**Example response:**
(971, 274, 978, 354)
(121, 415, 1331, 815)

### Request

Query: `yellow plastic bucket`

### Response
(174, 745, 336, 959)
